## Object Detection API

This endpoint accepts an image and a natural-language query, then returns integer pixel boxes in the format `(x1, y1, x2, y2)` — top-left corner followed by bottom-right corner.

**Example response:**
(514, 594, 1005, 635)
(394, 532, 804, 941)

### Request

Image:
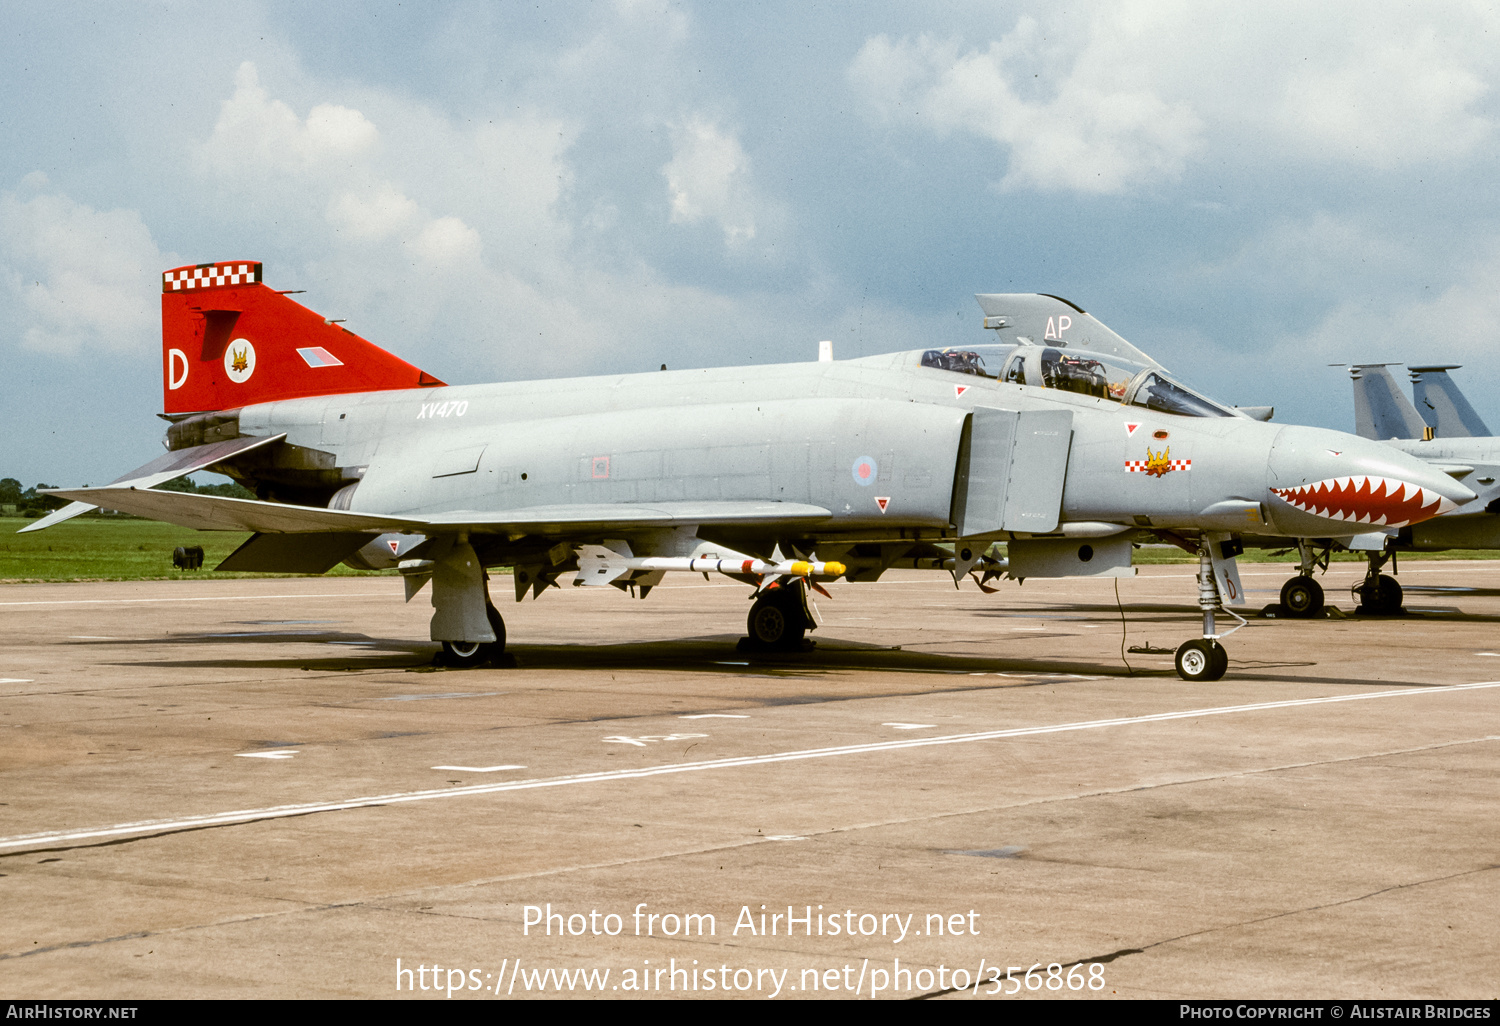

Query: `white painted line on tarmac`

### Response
(432, 765, 526, 773)
(234, 750, 298, 760)
(883, 722, 937, 730)
(0, 591, 391, 608)
(1477, 653, 1500, 657)
(378, 693, 498, 702)
(679, 714, 749, 720)
(0, 678, 34, 684)
(5, 680, 1500, 852)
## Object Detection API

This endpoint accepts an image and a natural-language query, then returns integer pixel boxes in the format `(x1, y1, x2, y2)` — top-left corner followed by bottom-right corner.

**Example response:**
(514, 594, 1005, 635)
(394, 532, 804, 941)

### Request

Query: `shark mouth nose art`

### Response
(1271, 476, 1458, 527)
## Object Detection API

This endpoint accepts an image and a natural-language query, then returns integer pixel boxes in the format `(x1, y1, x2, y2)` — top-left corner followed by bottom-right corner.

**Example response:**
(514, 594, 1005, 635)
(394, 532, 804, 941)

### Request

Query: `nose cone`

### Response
(1266, 426, 1475, 534)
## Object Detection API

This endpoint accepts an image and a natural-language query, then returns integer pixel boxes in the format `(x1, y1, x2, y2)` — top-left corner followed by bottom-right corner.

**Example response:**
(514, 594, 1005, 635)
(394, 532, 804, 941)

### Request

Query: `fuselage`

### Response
(213, 349, 1469, 547)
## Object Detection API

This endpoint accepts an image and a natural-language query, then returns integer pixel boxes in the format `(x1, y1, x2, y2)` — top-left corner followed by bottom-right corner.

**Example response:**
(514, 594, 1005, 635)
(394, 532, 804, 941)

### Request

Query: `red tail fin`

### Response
(161, 261, 444, 415)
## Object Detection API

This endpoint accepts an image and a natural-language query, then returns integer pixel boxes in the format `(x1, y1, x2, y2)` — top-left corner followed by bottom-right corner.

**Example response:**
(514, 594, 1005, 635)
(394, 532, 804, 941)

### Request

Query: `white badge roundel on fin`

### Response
(224, 338, 256, 384)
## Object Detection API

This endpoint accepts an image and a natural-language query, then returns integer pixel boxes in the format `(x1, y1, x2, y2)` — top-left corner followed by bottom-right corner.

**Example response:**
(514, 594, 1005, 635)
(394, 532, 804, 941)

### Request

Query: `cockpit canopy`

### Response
(918, 344, 1242, 419)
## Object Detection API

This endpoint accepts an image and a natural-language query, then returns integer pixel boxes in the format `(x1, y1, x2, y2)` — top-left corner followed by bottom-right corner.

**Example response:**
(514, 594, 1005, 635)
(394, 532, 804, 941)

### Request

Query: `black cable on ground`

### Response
(1115, 577, 1133, 677)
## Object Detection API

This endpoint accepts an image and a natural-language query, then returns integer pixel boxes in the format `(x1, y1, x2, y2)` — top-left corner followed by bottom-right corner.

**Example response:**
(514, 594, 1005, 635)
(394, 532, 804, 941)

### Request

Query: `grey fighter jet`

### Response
(20, 262, 1474, 680)
(1301, 364, 1500, 614)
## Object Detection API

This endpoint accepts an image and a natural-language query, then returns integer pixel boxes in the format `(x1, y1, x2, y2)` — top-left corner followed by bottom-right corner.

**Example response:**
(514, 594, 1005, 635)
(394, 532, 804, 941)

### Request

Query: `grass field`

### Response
(0, 516, 393, 582)
(4, 516, 1497, 583)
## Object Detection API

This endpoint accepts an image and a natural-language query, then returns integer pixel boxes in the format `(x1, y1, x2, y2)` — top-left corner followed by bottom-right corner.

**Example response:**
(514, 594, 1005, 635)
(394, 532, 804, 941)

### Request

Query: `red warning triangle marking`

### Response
(1125, 422, 1141, 436)
(388, 540, 400, 554)
(954, 384, 969, 398)
(875, 497, 890, 513)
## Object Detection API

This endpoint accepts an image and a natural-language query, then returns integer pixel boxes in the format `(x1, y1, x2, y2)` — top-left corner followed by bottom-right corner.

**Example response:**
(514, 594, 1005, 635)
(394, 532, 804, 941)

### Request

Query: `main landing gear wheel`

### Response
(1279, 576, 1324, 618)
(1357, 574, 1403, 615)
(746, 586, 809, 651)
(441, 604, 506, 668)
(1175, 638, 1228, 682)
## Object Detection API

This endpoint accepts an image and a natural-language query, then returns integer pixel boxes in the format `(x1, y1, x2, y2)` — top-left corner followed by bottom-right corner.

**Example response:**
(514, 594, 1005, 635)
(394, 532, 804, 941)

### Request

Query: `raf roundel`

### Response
(224, 338, 257, 384)
(851, 455, 878, 486)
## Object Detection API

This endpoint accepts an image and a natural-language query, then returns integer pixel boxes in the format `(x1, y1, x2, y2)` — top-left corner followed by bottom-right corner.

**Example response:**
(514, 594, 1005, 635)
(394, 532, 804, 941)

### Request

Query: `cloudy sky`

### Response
(4, 1, 1500, 487)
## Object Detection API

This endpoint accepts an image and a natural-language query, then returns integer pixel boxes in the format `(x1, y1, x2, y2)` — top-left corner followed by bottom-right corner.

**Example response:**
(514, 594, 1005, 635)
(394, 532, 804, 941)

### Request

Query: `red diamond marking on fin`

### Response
(875, 497, 890, 513)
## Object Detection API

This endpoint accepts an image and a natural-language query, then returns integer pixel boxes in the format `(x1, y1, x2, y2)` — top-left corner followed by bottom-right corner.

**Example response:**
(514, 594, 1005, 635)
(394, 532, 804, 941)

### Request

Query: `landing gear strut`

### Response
(1278, 539, 1327, 618)
(745, 580, 812, 651)
(1355, 549, 1403, 615)
(1174, 540, 1243, 682)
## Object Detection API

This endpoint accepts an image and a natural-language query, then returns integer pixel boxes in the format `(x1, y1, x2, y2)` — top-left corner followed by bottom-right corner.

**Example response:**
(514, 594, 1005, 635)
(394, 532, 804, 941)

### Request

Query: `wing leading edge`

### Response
(40, 486, 833, 536)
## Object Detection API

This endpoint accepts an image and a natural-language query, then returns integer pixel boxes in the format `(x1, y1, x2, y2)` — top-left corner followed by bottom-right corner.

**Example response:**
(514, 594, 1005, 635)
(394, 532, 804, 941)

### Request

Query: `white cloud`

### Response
(1279, 29, 1490, 167)
(1195, 212, 1411, 296)
(662, 118, 758, 244)
(198, 62, 378, 179)
(0, 173, 165, 356)
(850, 30, 1202, 195)
(849, 2, 1500, 191)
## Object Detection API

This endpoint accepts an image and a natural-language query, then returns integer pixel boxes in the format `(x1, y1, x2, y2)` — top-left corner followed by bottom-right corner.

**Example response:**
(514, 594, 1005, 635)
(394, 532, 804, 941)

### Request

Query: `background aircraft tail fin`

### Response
(161, 261, 444, 415)
(1409, 365, 1491, 438)
(1349, 364, 1428, 440)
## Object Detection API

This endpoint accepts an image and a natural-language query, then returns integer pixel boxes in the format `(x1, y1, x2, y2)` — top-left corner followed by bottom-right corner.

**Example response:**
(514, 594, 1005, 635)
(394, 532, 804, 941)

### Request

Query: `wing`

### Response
(39, 486, 832, 535)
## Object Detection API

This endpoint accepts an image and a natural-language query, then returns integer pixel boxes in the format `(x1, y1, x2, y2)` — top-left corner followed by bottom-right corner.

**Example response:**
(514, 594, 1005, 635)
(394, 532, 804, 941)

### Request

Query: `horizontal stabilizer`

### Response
(39, 487, 832, 538)
(18, 434, 286, 534)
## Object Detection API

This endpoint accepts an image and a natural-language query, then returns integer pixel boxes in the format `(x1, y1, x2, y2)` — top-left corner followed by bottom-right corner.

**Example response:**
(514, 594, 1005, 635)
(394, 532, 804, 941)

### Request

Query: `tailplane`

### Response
(161, 261, 444, 415)
(1409, 365, 1491, 438)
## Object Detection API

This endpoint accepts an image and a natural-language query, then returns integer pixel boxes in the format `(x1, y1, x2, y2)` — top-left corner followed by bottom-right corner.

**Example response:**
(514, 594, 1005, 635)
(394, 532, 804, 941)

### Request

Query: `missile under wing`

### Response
(27, 261, 1474, 681)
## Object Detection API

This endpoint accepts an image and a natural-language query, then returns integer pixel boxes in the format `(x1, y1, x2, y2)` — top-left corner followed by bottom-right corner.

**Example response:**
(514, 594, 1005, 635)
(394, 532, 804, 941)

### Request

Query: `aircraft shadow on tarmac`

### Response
(80, 626, 1448, 691)
(90, 626, 1167, 678)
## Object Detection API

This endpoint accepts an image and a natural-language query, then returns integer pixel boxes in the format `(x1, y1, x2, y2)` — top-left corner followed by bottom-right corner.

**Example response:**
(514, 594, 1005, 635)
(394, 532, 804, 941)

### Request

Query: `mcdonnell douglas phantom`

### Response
(21, 262, 1474, 680)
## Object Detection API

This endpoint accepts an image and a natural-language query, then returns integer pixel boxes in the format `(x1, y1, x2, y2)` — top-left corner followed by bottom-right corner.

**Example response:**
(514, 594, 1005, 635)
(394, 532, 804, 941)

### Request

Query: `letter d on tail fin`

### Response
(160, 260, 445, 415)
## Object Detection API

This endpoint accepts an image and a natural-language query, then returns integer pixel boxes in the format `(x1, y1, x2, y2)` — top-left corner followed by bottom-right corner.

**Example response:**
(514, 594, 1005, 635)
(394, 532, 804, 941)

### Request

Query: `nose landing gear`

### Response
(1173, 539, 1246, 682)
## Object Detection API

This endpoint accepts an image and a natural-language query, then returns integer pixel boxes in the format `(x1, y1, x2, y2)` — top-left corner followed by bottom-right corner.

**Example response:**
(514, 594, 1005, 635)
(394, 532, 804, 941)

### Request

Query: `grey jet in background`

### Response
(19, 262, 1474, 680)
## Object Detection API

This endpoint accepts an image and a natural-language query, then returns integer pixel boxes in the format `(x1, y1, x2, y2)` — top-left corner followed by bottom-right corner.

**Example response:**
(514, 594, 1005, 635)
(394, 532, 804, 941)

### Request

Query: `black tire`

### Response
(441, 604, 506, 668)
(1280, 576, 1324, 618)
(1357, 574, 1403, 614)
(746, 591, 807, 650)
(1209, 640, 1229, 679)
(1175, 638, 1227, 682)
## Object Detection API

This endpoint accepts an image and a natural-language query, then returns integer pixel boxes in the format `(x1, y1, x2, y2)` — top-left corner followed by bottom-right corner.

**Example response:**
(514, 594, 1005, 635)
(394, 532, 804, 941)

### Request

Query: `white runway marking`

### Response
(4, 681, 1498, 852)
(0, 678, 34, 684)
(0, 591, 390, 608)
(234, 750, 298, 760)
(431, 765, 527, 773)
(378, 692, 498, 702)
(883, 722, 937, 730)
(679, 713, 750, 720)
